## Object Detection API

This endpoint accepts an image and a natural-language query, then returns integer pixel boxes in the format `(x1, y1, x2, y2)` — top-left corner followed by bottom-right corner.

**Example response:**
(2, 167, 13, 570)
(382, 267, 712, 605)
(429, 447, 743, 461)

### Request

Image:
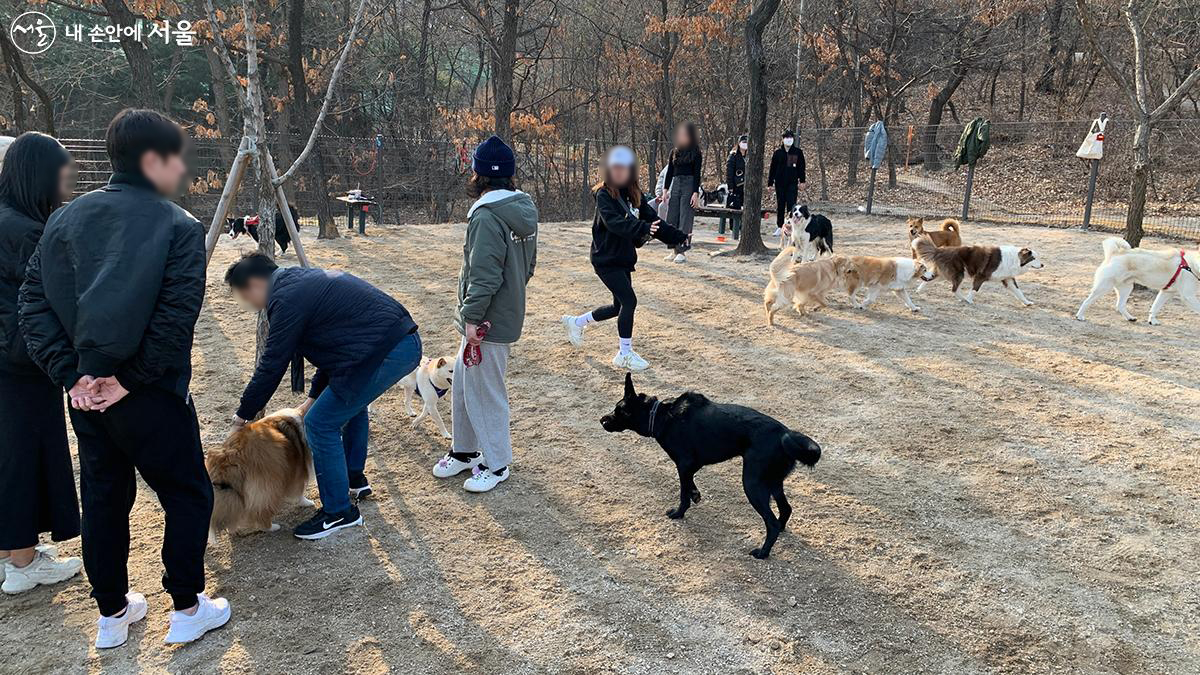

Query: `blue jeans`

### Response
(304, 332, 422, 513)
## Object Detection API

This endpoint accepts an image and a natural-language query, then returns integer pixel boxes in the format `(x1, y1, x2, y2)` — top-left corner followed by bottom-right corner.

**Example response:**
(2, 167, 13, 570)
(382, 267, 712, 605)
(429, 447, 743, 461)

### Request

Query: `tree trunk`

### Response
(734, 0, 783, 256)
(100, 0, 156, 105)
(287, 0, 338, 238)
(1034, 0, 1064, 93)
(0, 31, 54, 133)
(922, 66, 966, 171)
(1125, 119, 1150, 247)
(491, 0, 519, 140)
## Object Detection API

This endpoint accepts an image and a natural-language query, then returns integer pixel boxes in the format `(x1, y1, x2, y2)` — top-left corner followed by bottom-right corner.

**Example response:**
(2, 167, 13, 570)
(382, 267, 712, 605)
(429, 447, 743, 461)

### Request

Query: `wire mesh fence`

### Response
(58, 117, 1200, 240)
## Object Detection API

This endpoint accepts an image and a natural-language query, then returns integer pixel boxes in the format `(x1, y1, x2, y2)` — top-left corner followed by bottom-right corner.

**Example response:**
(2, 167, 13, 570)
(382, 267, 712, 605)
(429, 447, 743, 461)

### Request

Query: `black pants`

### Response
(70, 388, 212, 616)
(590, 266, 637, 339)
(0, 372, 80, 549)
(775, 185, 797, 227)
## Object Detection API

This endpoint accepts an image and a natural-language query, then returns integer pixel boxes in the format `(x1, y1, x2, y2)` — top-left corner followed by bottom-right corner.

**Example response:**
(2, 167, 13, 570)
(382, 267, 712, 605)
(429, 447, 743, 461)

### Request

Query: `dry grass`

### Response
(2, 215, 1198, 674)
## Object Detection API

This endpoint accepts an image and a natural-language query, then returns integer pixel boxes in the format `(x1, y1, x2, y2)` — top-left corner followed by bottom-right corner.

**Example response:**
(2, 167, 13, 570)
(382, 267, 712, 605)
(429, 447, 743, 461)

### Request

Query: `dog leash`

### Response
(647, 399, 661, 437)
(1163, 251, 1196, 291)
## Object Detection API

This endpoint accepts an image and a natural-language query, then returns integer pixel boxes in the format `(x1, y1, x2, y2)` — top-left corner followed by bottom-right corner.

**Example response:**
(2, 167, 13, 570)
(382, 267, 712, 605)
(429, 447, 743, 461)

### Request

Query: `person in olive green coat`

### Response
(436, 135, 537, 493)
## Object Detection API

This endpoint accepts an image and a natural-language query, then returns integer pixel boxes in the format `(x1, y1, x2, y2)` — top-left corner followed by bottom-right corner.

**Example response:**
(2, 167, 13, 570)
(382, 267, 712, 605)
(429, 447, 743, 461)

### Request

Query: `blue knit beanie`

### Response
(472, 135, 516, 178)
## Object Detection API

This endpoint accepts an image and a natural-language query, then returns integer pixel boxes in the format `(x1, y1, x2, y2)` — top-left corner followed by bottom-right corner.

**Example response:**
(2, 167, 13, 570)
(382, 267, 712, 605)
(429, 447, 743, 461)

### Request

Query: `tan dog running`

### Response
(207, 408, 313, 541)
(764, 247, 854, 325)
(843, 255, 924, 312)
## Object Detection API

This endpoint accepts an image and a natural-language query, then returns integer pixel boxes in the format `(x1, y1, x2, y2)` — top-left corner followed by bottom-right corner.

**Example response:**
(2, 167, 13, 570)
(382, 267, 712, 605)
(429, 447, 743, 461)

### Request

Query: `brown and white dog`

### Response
(207, 408, 313, 540)
(1075, 237, 1200, 325)
(911, 237, 1043, 305)
(764, 247, 854, 325)
(400, 355, 455, 438)
(843, 255, 924, 312)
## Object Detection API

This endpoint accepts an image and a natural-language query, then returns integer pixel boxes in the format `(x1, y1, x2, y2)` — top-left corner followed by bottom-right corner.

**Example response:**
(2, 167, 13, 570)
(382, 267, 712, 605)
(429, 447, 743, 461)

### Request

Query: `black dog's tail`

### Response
(783, 432, 821, 467)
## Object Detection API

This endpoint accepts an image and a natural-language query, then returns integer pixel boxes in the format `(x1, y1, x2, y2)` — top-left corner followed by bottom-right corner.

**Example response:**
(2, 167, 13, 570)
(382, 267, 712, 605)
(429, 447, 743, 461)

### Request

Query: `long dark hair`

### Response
(671, 122, 700, 164)
(0, 132, 72, 223)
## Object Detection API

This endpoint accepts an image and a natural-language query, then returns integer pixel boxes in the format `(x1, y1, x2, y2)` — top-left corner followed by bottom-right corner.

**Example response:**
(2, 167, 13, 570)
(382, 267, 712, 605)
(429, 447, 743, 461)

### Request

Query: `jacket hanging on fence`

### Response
(864, 121, 888, 170)
(954, 117, 991, 168)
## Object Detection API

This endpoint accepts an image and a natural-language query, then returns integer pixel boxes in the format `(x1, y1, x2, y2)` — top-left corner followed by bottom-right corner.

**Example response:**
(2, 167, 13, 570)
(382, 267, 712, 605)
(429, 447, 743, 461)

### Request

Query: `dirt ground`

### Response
(3, 214, 1198, 674)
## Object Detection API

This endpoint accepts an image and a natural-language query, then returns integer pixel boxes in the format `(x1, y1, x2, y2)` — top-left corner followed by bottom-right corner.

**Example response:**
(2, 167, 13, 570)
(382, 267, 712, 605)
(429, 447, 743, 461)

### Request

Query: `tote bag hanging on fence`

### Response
(1076, 117, 1108, 160)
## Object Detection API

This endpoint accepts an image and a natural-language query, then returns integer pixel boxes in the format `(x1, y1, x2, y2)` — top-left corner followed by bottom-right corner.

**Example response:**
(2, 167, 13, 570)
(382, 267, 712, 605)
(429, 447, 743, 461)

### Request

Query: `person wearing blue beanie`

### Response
(438, 134, 538, 493)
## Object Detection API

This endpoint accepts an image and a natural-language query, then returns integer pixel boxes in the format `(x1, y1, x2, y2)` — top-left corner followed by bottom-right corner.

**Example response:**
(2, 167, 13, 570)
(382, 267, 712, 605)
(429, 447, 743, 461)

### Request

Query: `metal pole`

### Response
(1082, 159, 1100, 230)
(865, 167, 877, 214)
(961, 161, 975, 221)
(373, 134, 384, 225)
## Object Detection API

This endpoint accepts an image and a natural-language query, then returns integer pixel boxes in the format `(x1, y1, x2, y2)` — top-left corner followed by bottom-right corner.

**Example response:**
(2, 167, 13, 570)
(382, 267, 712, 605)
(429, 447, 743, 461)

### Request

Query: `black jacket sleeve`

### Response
(596, 190, 651, 240)
(726, 154, 737, 187)
(237, 294, 308, 419)
(18, 242, 80, 389)
(690, 150, 702, 192)
(767, 148, 781, 187)
(797, 148, 807, 183)
(115, 220, 206, 391)
(635, 195, 661, 224)
(663, 156, 676, 192)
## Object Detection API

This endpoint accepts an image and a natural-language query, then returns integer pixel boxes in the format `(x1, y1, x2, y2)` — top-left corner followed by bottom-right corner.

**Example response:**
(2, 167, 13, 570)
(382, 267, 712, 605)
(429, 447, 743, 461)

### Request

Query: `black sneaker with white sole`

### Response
(293, 505, 363, 540)
(348, 472, 372, 500)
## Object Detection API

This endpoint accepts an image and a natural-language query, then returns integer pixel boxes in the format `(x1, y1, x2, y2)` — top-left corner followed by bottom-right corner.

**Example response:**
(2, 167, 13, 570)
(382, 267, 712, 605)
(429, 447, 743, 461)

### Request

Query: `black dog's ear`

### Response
(624, 372, 635, 399)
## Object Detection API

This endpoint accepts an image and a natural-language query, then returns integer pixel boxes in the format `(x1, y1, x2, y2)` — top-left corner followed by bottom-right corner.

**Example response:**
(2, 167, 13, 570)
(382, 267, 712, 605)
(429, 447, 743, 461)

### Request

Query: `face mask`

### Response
(739, 142, 748, 150)
(783, 138, 794, 147)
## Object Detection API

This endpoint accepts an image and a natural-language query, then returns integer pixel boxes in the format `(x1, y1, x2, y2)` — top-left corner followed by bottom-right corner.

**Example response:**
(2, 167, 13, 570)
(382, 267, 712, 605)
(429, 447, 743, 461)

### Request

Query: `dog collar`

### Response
(647, 399, 662, 437)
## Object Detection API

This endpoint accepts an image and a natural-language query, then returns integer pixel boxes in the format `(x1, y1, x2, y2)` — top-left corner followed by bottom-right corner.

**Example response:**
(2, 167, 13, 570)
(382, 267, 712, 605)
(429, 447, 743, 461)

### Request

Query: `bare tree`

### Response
(1076, 0, 1200, 246)
(735, 0, 782, 256)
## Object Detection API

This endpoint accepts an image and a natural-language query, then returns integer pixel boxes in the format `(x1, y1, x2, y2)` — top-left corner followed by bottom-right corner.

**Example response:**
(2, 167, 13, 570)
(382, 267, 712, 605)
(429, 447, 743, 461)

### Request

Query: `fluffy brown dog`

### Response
(843, 255, 924, 312)
(911, 236, 1043, 305)
(764, 247, 854, 325)
(907, 217, 962, 248)
(207, 408, 313, 539)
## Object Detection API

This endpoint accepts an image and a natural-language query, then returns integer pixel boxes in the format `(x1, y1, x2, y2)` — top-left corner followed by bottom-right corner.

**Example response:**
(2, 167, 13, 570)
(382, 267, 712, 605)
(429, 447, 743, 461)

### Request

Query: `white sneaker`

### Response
(164, 594, 231, 644)
(612, 351, 649, 371)
(2, 550, 83, 594)
(95, 592, 148, 649)
(433, 452, 483, 478)
(561, 315, 584, 347)
(673, 253, 686, 263)
(664, 251, 676, 261)
(463, 467, 509, 493)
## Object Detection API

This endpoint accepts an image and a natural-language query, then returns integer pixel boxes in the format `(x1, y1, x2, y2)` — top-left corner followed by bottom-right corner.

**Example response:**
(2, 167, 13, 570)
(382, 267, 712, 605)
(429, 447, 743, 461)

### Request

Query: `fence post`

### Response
(373, 133, 384, 225)
(865, 167, 877, 214)
(1081, 113, 1106, 230)
(961, 161, 975, 221)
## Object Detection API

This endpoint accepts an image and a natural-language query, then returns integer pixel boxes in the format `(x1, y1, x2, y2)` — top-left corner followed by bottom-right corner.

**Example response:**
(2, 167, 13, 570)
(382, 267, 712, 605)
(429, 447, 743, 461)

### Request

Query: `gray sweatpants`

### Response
(451, 337, 513, 470)
(666, 174, 695, 253)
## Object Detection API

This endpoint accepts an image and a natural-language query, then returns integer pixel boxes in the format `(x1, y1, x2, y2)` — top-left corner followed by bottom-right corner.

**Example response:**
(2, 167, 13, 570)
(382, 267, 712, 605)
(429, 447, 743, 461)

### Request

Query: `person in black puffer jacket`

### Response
(0, 132, 84, 595)
(725, 134, 748, 239)
(19, 110, 229, 640)
(560, 146, 686, 371)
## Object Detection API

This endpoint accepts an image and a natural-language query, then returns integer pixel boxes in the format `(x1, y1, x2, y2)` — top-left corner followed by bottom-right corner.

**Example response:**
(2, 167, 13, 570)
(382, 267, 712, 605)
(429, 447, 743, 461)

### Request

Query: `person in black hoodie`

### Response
(767, 129, 806, 235)
(725, 134, 748, 239)
(560, 146, 686, 371)
(19, 110, 229, 648)
(0, 132, 84, 596)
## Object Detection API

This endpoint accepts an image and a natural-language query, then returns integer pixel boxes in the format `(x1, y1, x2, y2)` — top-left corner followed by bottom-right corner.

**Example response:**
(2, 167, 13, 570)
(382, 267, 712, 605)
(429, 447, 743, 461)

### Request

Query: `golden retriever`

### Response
(207, 408, 313, 540)
(764, 247, 854, 325)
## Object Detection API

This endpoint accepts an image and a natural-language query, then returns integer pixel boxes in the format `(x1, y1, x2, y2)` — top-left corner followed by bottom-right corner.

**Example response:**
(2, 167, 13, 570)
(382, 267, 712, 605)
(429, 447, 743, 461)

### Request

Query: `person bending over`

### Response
(228, 253, 421, 539)
(560, 145, 686, 371)
(19, 109, 227, 649)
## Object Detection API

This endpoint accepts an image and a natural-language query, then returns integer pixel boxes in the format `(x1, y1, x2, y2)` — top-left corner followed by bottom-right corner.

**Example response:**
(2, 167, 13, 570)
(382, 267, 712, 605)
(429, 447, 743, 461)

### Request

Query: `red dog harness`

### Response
(1163, 251, 1194, 291)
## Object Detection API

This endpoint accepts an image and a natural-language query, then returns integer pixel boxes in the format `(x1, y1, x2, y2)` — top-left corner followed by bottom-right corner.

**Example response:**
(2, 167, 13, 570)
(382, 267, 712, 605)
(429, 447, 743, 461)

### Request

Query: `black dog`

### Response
(601, 374, 821, 559)
(227, 204, 300, 254)
(792, 204, 833, 256)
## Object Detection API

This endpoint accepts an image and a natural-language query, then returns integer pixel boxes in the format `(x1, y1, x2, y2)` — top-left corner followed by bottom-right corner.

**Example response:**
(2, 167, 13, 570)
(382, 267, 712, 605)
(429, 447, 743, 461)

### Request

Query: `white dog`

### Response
(1076, 237, 1200, 325)
(400, 356, 455, 438)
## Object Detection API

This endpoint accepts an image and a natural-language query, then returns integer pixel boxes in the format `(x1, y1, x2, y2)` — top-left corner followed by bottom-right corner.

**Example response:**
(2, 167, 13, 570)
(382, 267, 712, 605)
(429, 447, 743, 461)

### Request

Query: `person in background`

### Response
(725, 134, 748, 239)
(767, 129, 806, 237)
(560, 146, 686, 371)
(652, 165, 669, 222)
(0, 132, 83, 595)
(433, 135, 537, 493)
(661, 122, 702, 263)
(19, 109, 228, 648)
(228, 253, 421, 539)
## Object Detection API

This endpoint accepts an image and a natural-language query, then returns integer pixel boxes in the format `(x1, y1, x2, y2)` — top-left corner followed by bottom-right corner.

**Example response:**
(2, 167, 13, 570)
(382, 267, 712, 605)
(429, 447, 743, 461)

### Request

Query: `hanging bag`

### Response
(1076, 117, 1107, 160)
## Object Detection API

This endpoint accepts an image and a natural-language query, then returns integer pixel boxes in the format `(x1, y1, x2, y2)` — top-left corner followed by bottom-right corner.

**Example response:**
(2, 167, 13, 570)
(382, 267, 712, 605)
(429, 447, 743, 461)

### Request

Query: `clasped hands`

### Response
(69, 375, 130, 412)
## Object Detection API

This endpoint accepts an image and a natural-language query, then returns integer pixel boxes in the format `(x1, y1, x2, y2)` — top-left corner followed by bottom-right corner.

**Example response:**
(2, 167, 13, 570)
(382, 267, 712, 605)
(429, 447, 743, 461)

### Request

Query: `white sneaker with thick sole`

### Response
(2, 550, 83, 594)
(433, 452, 483, 478)
(673, 253, 686, 263)
(664, 251, 676, 261)
(463, 467, 509, 493)
(612, 351, 649, 371)
(560, 315, 584, 347)
(164, 594, 231, 644)
(95, 592, 148, 649)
